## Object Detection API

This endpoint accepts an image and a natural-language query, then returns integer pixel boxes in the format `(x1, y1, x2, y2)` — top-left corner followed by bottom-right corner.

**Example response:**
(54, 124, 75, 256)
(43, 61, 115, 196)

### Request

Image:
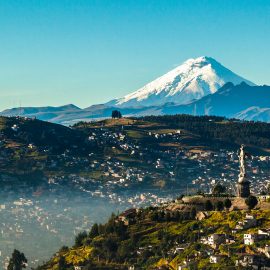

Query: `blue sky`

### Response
(0, 0, 269, 110)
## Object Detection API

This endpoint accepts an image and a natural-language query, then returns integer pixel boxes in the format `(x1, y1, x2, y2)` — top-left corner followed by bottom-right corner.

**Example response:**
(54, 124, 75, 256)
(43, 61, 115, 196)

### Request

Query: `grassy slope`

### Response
(37, 208, 270, 270)
(76, 116, 270, 155)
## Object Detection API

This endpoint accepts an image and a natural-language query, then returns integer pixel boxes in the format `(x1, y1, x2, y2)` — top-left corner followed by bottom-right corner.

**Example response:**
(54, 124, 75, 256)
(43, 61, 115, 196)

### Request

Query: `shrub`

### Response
(224, 198, 232, 209)
(245, 195, 258, 210)
(204, 200, 213, 211)
(215, 201, 224, 211)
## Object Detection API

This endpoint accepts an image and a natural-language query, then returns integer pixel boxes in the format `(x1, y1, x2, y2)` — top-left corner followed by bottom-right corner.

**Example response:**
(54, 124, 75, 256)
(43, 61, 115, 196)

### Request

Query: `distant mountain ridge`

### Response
(159, 82, 270, 119)
(234, 107, 270, 122)
(1, 56, 270, 124)
(1, 104, 81, 122)
(2, 82, 270, 124)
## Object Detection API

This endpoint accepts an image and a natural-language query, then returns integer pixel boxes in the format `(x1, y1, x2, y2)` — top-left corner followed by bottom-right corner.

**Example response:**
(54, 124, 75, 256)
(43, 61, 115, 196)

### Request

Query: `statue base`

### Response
(236, 181, 250, 198)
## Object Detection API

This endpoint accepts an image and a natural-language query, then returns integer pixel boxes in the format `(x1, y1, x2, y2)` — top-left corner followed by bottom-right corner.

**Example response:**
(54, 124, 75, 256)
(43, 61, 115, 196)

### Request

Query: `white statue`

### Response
(238, 144, 246, 183)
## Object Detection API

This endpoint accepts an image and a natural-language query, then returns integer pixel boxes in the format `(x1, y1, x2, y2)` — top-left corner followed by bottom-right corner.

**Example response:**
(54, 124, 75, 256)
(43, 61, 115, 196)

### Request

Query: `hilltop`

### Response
(34, 198, 270, 270)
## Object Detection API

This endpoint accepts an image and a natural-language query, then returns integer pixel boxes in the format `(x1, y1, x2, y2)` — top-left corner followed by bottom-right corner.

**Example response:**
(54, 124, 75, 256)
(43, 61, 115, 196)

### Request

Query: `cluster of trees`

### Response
(204, 198, 232, 211)
(212, 184, 227, 195)
(74, 214, 128, 247)
(203, 196, 258, 211)
(150, 208, 197, 222)
(71, 209, 199, 266)
(141, 114, 270, 148)
(87, 216, 135, 262)
(71, 207, 205, 267)
(7, 249, 27, 270)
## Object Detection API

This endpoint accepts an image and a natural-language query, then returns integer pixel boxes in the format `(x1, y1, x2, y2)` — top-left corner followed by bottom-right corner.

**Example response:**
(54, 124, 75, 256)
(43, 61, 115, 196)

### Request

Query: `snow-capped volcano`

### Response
(109, 56, 255, 107)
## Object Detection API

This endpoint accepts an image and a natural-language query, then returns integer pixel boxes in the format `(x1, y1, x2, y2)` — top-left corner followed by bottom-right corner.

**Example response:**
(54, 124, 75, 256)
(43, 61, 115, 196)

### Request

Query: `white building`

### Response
(244, 234, 258, 245)
(210, 255, 226, 264)
(258, 229, 270, 237)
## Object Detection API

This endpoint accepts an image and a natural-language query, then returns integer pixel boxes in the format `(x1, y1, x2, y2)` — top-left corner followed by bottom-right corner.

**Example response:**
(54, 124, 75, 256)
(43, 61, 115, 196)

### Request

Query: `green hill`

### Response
(34, 202, 270, 270)
(1, 115, 270, 189)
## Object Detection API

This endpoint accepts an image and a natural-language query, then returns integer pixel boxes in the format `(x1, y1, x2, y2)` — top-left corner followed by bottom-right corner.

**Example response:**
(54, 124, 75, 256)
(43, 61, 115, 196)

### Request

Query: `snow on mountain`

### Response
(109, 56, 255, 107)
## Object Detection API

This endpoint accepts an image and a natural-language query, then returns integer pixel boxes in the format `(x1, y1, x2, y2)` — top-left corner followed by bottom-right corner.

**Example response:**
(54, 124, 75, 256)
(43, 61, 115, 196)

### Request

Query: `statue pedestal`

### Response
(236, 181, 250, 198)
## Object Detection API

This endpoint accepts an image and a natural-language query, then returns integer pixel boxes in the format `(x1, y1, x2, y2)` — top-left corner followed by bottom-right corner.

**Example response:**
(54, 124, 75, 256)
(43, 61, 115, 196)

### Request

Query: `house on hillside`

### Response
(235, 214, 258, 231)
(258, 195, 270, 202)
(258, 245, 270, 258)
(258, 229, 270, 238)
(208, 234, 226, 248)
(236, 254, 270, 269)
(244, 232, 268, 245)
(178, 261, 197, 270)
(117, 208, 138, 225)
(210, 254, 227, 264)
(244, 234, 258, 245)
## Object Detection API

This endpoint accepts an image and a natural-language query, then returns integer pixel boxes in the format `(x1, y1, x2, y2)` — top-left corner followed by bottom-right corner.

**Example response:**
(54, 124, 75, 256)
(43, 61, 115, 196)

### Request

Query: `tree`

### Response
(103, 236, 118, 260)
(165, 212, 171, 222)
(111, 110, 122, 119)
(173, 211, 180, 221)
(117, 240, 133, 259)
(215, 201, 224, 211)
(224, 198, 232, 210)
(59, 246, 69, 252)
(245, 195, 258, 210)
(115, 221, 127, 239)
(89, 223, 99, 239)
(58, 256, 67, 270)
(190, 207, 197, 219)
(204, 200, 213, 211)
(7, 249, 27, 270)
(196, 190, 204, 195)
(212, 184, 226, 195)
(150, 211, 159, 221)
(75, 231, 87, 247)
